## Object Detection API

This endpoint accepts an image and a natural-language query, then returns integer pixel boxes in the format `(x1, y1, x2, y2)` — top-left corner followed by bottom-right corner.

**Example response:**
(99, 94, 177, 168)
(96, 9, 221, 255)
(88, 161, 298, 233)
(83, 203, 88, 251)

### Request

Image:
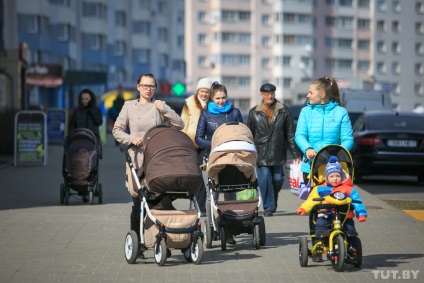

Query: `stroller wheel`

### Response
(64, 189, 70, 206)
(154, 240, 167, 266)
(204, 219, 213, 249)
(259, 216, 266, 246)
(220, 226, 227, 251)
(124, 231, 139, 264)
(190, 238, 204, 265)
(60, 184, 65, 205)
(183, 247, 192, 262)
(253, 224, 261, 250)
(97, 184, 103, 204)
(88, 191, 94, 205)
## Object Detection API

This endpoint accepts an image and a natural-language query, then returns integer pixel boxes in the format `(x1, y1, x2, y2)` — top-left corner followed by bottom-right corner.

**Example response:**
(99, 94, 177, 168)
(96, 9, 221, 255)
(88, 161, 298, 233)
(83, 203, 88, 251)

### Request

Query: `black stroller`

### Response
(60, 128, 103, 205)
(124, 125, 204, 266)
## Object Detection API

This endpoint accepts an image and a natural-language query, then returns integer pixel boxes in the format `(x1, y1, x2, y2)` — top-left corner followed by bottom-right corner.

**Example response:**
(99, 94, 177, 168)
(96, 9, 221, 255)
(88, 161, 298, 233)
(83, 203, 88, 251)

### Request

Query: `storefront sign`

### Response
(47, 109, 67, 144)
(14, 111, 47, 166)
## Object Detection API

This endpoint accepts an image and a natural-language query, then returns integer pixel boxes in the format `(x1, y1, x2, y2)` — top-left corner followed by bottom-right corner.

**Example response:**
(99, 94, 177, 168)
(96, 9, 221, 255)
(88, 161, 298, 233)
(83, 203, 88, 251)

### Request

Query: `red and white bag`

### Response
(286, 159, 304, 196)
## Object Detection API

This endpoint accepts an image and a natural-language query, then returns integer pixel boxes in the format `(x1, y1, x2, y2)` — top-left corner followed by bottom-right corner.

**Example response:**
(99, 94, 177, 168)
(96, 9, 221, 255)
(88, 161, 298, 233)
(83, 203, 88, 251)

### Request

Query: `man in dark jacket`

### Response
(247, 83, 301, 216)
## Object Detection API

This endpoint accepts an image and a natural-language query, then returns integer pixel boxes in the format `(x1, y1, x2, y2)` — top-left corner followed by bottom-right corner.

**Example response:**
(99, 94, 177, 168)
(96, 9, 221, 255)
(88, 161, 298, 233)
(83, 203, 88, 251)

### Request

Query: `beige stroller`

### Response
(204, 122, 266, 251)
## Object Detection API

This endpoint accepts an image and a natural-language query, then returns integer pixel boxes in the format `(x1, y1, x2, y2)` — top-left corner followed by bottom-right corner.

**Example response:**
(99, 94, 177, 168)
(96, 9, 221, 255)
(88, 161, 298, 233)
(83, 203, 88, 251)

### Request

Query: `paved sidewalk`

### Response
(0, 137, 423, 282)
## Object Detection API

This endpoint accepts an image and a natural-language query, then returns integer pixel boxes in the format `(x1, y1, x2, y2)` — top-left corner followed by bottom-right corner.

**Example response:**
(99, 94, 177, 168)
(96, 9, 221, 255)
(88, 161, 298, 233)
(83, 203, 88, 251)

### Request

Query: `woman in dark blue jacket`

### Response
(195, 81, 243, 244)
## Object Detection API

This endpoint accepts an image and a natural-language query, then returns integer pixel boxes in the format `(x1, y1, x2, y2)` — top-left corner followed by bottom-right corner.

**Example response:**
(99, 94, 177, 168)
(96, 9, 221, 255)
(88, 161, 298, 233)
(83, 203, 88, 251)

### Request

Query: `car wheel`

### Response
(418, 174, 424, 183)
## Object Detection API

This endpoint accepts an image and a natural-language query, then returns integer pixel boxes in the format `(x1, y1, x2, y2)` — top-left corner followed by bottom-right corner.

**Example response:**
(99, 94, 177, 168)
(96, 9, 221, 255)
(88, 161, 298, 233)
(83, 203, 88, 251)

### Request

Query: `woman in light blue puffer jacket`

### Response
(294, 77, 354, 259)
(295, 77, 354, 179)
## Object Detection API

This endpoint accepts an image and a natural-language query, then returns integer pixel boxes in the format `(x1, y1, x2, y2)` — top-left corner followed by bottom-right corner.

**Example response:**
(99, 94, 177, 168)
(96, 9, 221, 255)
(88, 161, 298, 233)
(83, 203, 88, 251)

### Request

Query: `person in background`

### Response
(110, 91, 125, 146)
(195, 81, 243, 245)
(246, 83, 301, 217)
(69, 88, 103, 140)
(181, 77, 213, 216)
(294, 76, 354, 245)
(295, 156, 367, 262)
(112, 73, 184, 259)
(69, 88, 104, 202)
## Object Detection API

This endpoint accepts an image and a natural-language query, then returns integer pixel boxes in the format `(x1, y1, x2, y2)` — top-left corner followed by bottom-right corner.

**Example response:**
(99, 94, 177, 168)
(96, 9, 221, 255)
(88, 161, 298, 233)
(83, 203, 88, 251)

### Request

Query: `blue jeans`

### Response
(256, 165, 285, 212)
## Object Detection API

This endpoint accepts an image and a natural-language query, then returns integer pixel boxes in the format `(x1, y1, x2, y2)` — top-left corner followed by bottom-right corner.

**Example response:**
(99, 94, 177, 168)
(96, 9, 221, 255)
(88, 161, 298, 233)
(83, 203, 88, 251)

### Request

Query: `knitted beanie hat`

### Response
(325, 156, 343, 179)
(196, 77, 212, 92)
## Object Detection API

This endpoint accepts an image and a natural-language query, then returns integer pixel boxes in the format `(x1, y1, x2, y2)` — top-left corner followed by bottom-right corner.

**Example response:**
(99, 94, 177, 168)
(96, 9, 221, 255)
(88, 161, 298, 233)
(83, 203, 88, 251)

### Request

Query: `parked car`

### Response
(351, 111, 424, 182)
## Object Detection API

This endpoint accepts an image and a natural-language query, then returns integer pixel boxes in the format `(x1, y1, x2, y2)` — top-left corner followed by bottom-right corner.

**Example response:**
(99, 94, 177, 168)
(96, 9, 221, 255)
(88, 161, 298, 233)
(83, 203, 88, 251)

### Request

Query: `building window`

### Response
(298, 14, 311, 24)
(262, 14, 270, 25)
(377, 0, 387, 12)
(325, 16, 336, 27)
(415, 63, 424, 75)
(114, 41, 126, 56)
(57, 23, 69, 41)
(416, 43, 424, 55)
(82, 2, 107, 20)
(283, 13, 295, 24)
(326, 0, 336, 5)
(392, 42, 401, 54)
(392, 21, 400, 33)
(393, 83, 400, 95)
(49, 0, 70, 6)
(172, 60, 184, 71)
(415, 84, 424, 96)
(338, 39, 352, 49)
(338, 59, 352, 69)
(157, 1, 166, 14)
(377, 41, 387, 53)
(417, 2, 424, 14)
(134, 49, 150, 64)
(377, 62, 386, 73)
(222, 10, 236, 22)
(339, 0, 352, 7)
(416, 22, 424, 34)
(198, 56, 206, 67)
(177, 35, 184, 48)
(262, 36, 270, 47)
(392, 0, 401, 13)
(301, 57, 310, 68)
(357, 60, 370, 71)
(262, 58, 269, 68)
(358, 40, 370, 50)
(377, 20, 386, 32)
(86, 34, 101, 50)
(158, 28, 168, 42)
(283, 35, 296, 45)
(115, 11, 126, 27)
(282, 56, 291, 67)
(358, 19, 370, 29)
(239, 33, 251, 44)
(239, 11, 250, 21)
(27, 15, 39, 33)
(198, 11, 206, 23)
(325, 58, 336, 69)
(159, 54, 168, 68)
(222, 32, 236, 43)
(358, 0, 370, 9)
(391, 62, 400, 74)
(198, 34, 206, 44)
(132, 21, 150, 35)
(283, 78, 292, 88)
(325, 37, 335, 48)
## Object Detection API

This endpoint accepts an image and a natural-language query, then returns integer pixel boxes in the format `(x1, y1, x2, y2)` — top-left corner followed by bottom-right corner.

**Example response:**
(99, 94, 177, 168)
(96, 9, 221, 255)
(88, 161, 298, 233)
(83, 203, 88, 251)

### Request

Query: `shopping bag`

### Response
(286, 159, 304, 196)
(298, 180, 311, 200)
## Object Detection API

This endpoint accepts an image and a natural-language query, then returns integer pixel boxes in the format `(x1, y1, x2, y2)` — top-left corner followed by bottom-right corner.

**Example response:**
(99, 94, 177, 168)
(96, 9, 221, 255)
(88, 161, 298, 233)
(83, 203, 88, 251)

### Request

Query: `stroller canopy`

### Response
(63, 128, 99, 182)
(207, 122, 257, 182)
(310, 144, 354, 188)
(141, 125, 203, 195)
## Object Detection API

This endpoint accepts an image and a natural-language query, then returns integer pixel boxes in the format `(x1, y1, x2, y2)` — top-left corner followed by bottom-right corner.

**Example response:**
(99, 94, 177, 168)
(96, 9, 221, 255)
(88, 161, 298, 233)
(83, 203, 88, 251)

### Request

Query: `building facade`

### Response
(185, 0, 424, 113)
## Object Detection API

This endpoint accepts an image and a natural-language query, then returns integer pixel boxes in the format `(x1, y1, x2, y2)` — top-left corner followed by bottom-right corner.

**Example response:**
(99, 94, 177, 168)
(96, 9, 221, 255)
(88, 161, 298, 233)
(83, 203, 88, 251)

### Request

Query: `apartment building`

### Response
(2, 0, 185, 109)
(185, 0, 424, 113)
